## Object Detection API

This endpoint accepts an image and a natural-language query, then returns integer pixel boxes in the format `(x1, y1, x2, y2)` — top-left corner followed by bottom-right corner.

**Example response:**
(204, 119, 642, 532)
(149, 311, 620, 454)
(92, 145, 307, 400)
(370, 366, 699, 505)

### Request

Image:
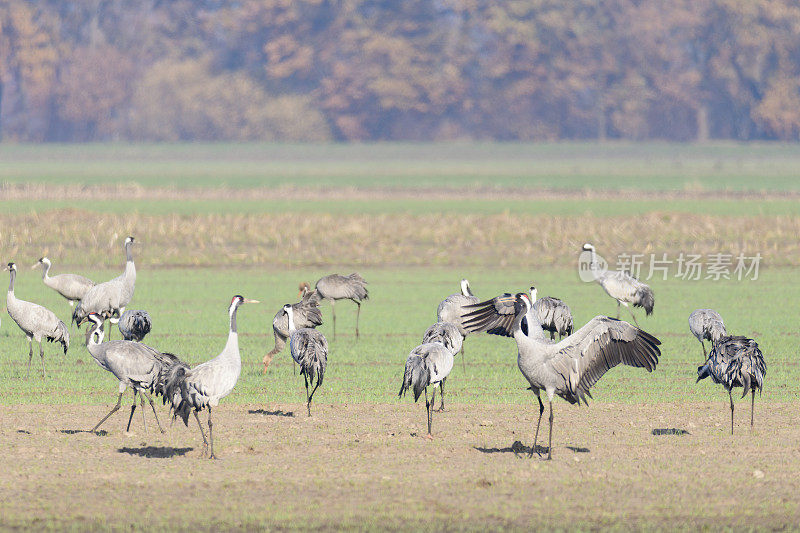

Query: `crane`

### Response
(5, 262, 69, 377)
(582, 243, 654, 327)
(262, 284, 322, 374)
(314, 273, 368, 340)
(462, 288, 660, 459)
(73, 236, 137, 334)
(688, 309, 727, 360)
(697, 335, 766, 434)
(155, 295, 258, 459)
(31, 257, 95, 309)
(83, 313, 165, 434)
(399, 336, 456, 439)
(531, 289, 573, 341)
(421, 321, 463, 412)
(118, 309, 152, 342)
(283, 303, 328, 416)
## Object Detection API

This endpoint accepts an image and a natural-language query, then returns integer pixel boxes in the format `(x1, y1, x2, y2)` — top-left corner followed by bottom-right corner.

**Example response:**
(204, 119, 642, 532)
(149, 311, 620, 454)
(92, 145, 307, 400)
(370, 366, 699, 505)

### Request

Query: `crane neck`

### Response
(222, 306, 240, 357)
(285, 306, 296, 332)
(513, 295, 546, 342)
(7, 268, 15, 297)
(39, 262, 51, 280)
(86, 322, 105, 347)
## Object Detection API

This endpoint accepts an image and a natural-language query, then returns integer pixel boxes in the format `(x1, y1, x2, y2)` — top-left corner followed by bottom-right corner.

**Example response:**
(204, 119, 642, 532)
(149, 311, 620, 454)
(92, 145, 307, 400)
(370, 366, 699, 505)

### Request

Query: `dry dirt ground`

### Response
(1, 401, 799, 531)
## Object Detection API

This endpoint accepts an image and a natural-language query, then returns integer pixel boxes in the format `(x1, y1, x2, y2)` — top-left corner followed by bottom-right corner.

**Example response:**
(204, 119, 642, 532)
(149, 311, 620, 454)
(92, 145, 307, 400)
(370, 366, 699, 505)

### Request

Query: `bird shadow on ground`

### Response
(118, 446, 193, 458)
(60, 429, 108, 436)
(652, 428, 691, 436)
(566, 446, 590, 453)
(248, 409, 294, 417)
(475, 440, 551, 457)
(16, 429, 31, 434)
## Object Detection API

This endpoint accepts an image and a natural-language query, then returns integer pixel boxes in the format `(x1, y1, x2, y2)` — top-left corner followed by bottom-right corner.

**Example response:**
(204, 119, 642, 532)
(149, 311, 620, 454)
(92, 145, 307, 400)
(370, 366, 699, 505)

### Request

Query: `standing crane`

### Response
(420, 321, 463, 412)
(262, 284, 323, 374)
(83, 313, 165, 434)
(313, 273, 368, 340)
(462, 288, 660, 460)
(436, 279, 480, 368)
(399, 330, 458, 438)
(155, 295, 259, 459)
(688, 309, 727, 360)
(531, 288, 573, 341)
(118, 309, 152, 342)
(5, 262, 69, 377)
(283, 303, 328, 416)
(31, 257, 95, 309)
(582, 243, 654, 327)
(73, 236, 137, 333)
(696, 335, 766, 434)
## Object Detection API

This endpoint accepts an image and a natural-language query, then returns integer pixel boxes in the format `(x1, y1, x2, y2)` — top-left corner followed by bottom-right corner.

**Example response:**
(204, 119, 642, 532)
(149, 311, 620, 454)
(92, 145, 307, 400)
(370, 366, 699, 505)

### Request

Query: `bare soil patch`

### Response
(1, 401, 798, 530)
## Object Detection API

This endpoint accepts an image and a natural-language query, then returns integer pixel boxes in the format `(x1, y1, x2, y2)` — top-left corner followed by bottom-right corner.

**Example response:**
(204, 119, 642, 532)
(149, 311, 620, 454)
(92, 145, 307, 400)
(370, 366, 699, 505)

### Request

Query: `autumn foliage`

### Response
(1, 0, 800, 142)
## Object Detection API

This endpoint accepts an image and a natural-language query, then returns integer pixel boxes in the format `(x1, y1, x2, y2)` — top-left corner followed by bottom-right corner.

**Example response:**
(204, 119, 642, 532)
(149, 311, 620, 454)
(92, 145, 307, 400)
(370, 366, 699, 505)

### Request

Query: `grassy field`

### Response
(1, 143, 799, 530)
(3, 142, 800, 190)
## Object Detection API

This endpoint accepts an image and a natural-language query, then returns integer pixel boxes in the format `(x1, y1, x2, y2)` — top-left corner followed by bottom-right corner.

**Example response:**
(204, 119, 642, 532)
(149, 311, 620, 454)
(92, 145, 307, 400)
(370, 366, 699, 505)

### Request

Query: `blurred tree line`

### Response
(1, 0, 799, 142)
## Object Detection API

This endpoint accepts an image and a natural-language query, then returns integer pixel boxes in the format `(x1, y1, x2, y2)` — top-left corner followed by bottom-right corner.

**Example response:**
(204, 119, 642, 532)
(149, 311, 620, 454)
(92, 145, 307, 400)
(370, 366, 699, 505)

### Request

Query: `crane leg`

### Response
(38, 340, 46, 377)
(428, 387, 437, 438)
(529, 392, 545, 458)
(25, 339, 33, 377)
(139, 392, 147, 433)
(701, 341, 707, 360)
(627, 307, 640, 328)
(546, 400, 554, 460)
(728, 390, 735, 435)
(751, 389, 755, 429)
(354, 299, 361, 340)
(143, 391, 165, 433)
(207, 407, 216, 460)
(616, 301, 620, 319)
(307, 379, 322, 417)
(423, 387, 432, 438)
(460, 344, 465, 373)
(92, 393, 123, 433)
(193, 410, 209, 456)
(331, 299, 336, 341)
(126, 390, 138, 432)
(435, 378, 446, 412)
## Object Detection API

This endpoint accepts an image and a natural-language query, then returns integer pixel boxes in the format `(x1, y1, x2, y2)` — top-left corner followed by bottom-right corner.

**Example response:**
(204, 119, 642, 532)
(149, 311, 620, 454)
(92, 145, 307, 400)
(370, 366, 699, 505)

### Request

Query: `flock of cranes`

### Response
(4, 237, 767, 460)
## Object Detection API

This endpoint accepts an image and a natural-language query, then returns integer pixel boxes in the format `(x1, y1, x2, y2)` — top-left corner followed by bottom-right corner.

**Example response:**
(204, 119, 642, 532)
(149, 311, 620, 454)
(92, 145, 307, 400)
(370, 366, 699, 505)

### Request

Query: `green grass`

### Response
(3, 197, 800, 216)
(4, 142, 800, 190)
(0, 265, 793, 406)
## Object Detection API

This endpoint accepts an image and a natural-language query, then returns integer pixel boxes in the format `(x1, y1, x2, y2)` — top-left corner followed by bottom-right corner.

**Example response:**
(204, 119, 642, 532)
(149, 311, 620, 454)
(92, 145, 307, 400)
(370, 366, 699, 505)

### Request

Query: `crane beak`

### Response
(243, 298, 260, 304)
(30, 263, 40, 270)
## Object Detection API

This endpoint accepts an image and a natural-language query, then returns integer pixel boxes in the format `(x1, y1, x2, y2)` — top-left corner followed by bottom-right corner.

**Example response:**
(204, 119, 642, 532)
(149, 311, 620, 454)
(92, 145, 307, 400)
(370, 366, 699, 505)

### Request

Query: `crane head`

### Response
(5, 262, 16, 272)
(125, 236, 135, 245)
(298, 281, 310, 297)
(32, 257, 49, 269)
(582, 243, 594, 251)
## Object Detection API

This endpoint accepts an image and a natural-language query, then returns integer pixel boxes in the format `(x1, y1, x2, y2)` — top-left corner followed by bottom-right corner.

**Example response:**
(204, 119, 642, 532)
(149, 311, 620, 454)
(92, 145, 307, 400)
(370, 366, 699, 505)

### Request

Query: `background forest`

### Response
(2, 0, 800, 143)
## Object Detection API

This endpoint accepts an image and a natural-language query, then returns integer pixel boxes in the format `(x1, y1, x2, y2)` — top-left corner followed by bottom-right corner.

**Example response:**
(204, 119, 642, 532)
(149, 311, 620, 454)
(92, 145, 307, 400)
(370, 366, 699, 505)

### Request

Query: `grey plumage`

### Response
(436, 279, 480, 338)
(32, 257, 94, 308)
(582, 243, 654, 327)
(688, 309, 727, 359)
(419, 321, 463, 413)
(462, 288, 660, 459)
(284, 303, 328, 416)
(697, 335, 766, 434)
(314, 273, 368, 340)
(532, 291, 573, 341)
(155, 295, 258, 459)
(262, 283, 322, 373)
(83, 313, 165, 434)
(72, 236, 137, 329)
(399, 339, 455, 437)
(5, 262, 70, 377)
(118, 309, 152, 342)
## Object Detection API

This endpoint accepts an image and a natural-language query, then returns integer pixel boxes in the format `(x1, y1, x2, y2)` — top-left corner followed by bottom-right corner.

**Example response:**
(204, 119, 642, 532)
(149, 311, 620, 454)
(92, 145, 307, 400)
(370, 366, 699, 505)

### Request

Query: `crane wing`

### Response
(461, 293, 520, 337)
(547, 316, 661, 404)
